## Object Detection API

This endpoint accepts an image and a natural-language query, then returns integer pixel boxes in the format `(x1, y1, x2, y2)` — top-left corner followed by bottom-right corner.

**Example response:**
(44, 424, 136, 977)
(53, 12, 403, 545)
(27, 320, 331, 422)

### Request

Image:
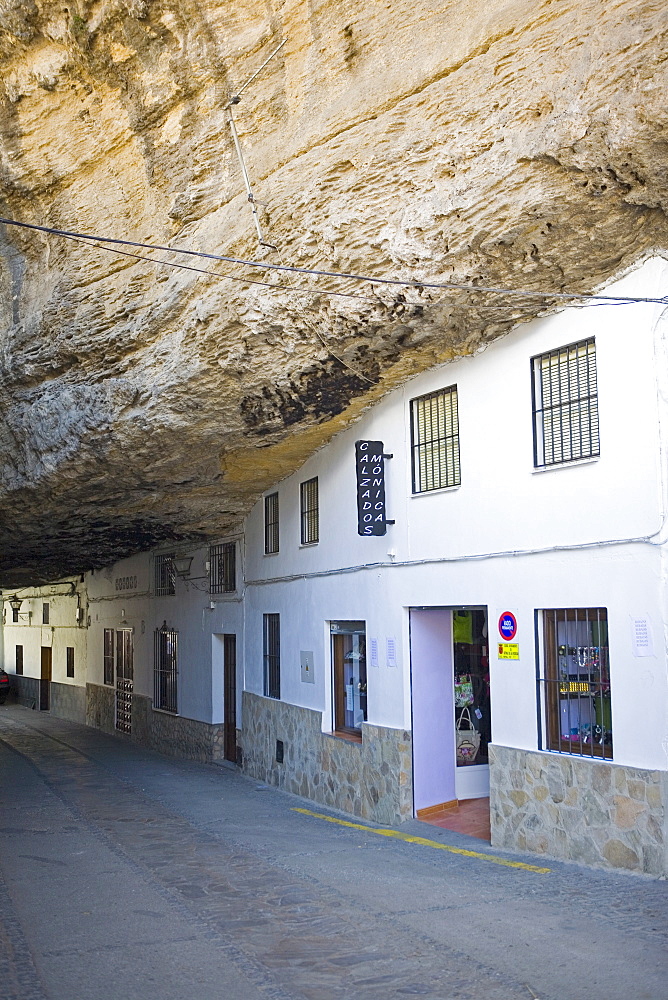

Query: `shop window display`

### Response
(541, 608, 612, 759)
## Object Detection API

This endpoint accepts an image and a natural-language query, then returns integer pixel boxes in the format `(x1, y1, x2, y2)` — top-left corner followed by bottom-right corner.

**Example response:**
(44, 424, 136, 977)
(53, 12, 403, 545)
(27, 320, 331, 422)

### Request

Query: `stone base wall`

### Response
(490, 744, 668, 876)
(86, 683, 226, 763)
(241, 691, 412, 825)
(12, 675, 40, 710)
(86, 682, 115, 732)
(50, 683, 86, 724)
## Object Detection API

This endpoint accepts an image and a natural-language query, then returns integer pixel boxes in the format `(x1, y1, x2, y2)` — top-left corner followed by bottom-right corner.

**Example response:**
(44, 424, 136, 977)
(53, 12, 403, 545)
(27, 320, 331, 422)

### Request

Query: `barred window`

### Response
(532, 338, 599, 467)
(410, 386, 460, 493)
(15, 645, 23, 676)
(263, 613, 280, 699)
(155, 553, 176, 596)
(210, 542, 236, 593)
(154, 627, 178, 713)
(300, 477, 319, 544)
(540, 608, 612, 759)
(264, 493, 279, 555)
(103, 629, 114, 685)
(66, 647, 75, 678)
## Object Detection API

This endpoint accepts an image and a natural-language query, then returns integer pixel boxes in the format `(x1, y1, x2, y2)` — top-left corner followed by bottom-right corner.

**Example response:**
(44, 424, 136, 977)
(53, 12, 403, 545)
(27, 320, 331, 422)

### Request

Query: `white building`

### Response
(2, 579, 88, 719)
(3, 257, 667, 875)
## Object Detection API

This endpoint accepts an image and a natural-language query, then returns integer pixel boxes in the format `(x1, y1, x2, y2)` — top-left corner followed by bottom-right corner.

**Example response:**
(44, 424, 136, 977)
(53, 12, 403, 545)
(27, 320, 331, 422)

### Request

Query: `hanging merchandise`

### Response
(454, 674, 474, 707)
(456, 707, 481, 765)
(453, 610, 473, 644)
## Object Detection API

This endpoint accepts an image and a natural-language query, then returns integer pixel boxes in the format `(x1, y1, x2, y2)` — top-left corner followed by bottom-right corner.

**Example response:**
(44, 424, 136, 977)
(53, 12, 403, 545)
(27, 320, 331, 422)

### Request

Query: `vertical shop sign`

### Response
(355, 440, 388, 536)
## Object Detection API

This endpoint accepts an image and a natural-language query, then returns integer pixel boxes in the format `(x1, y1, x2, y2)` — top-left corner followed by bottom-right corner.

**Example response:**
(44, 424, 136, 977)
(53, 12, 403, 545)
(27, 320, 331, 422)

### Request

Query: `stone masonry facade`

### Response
(241, 691, 412, 825)
(86, 683, 227, 763)
(490, 744, 668, 876)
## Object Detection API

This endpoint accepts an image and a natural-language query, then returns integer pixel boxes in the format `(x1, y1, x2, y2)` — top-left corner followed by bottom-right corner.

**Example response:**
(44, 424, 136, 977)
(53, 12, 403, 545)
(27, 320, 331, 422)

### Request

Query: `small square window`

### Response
(300, 477, 319, 544)
(264, 493, 279, 555)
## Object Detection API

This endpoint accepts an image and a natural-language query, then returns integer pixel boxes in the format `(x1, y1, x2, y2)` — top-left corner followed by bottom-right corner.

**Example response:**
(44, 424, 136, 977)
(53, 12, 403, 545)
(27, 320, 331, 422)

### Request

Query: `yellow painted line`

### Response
(292, 808, 551, 874)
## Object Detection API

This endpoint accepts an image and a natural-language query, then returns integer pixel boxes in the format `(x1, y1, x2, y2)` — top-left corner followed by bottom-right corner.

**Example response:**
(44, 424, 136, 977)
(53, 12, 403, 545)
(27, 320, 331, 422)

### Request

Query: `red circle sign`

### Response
(498, 612, 517, 641)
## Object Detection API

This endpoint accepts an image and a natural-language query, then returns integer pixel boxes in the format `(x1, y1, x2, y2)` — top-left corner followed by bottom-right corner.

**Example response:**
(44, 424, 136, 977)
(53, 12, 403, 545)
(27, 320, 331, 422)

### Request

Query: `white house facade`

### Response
(2, 257, 668, 876)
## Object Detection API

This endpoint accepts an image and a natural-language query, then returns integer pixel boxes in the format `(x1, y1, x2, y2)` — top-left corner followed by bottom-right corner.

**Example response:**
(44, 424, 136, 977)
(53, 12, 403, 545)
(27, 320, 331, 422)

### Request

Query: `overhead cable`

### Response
(1, 216, 666, 307)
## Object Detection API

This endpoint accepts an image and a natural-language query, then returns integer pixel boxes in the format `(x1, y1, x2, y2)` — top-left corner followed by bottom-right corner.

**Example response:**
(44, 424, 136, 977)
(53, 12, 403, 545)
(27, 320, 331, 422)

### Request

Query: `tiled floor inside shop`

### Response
(419, 798, 491, 841)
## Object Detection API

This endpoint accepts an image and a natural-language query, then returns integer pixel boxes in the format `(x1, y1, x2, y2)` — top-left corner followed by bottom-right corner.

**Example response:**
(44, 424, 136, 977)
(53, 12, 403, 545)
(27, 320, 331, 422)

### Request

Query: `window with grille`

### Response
(410, 386, 460, 493)
(300, 477, 319, 544)
(263, 613, 280, 699)
(103, 629, 114, 685)
(155, 553, 176, 596)
(42, 602, 50, 625)
(539, 608, 612, 759)
(209, 542, 236, 593)
(532, 338, 599, 467)
(154, 627, 178, 713)
(264, 493, 279, 555)
(15, 645, 23, 676)
(66, 647, 75, 678)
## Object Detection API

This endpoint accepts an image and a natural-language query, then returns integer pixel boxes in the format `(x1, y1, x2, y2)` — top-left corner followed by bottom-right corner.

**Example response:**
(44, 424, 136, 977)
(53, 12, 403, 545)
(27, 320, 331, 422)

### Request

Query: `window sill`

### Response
(299, 542, 319, 549)
(532, 456, 599, 475)
(152, 706, 179, 716)
(411, 484, 461, 498)
(325, 730, 363, 745)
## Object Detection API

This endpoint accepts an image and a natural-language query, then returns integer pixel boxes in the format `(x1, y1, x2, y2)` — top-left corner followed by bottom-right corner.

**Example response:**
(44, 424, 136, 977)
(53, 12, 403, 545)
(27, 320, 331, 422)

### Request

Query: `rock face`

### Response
(0, 0, 666, 585)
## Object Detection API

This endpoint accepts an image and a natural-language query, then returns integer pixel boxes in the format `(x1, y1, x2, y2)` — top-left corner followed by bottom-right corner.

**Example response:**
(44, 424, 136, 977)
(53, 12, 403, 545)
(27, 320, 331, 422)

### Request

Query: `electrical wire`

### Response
(2, 216, 666, 307)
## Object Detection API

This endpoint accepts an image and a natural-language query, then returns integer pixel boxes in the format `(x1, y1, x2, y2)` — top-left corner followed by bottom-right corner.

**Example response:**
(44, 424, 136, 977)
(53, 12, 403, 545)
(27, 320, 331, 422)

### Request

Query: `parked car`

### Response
(0, 668, 10, 704)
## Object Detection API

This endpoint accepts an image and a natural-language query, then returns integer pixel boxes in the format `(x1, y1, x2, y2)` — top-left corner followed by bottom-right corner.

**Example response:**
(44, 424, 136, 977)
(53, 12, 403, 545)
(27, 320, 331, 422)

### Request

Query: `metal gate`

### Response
(115, 629, 134, 733)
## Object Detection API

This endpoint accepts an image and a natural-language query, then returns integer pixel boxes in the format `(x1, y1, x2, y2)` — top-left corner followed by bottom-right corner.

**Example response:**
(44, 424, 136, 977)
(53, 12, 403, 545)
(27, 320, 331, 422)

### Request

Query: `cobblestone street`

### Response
(0, 705, 665, 1000)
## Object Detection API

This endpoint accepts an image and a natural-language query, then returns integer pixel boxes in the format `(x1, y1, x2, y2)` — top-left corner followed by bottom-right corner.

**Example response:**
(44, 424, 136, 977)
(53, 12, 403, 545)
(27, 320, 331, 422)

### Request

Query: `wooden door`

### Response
(223, 634, 237, 762)
(40, 647, 52, 711)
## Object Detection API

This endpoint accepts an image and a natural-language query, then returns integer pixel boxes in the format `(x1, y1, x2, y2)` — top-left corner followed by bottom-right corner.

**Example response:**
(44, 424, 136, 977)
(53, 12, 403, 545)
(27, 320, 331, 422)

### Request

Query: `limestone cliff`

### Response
(0, 0, 666, 584)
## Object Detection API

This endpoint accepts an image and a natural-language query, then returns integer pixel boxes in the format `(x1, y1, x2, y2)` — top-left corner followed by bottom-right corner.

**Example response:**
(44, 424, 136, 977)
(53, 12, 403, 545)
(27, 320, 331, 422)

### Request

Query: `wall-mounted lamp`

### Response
(7, 596, 31, 622)
(173, 555, 193, 578)
(9, 596, 22, 612)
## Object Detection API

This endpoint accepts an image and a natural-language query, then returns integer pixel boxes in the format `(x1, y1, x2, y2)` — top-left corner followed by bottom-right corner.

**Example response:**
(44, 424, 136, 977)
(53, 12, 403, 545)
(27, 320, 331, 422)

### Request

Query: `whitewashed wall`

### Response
(243, 257, 668, 771)
(86, 539, 244, 725)
(2, 582, 87, 689)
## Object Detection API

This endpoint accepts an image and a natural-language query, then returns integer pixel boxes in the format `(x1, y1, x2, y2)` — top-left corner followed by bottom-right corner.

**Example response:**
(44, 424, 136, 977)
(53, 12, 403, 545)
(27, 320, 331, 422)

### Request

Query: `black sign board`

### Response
(355, 440, 388, 536)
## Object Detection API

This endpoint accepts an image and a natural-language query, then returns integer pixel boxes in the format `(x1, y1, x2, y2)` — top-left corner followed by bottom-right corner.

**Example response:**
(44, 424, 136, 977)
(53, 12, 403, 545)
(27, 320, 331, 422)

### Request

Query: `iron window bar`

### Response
(154, 626, 178, 713)
(532, 338, 599, 467)
(209, 542, 236, 593)
(300, 477, 319, 544)
(410, 386, 460, 493)
(264, 493, 279, 554)
(539, 607, 612, 759)
(263, 613, 280, 699)
(155, 553, 176, 596)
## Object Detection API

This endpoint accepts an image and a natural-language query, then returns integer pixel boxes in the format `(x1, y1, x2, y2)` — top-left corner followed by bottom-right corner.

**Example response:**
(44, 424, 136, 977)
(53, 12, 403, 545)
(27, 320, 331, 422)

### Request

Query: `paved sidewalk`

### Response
(0, 705, 665, 1000)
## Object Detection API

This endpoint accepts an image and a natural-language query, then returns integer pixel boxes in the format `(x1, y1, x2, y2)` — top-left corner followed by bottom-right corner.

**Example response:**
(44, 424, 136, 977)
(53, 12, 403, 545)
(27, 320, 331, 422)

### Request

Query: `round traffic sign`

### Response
(498, 611, 517, 641)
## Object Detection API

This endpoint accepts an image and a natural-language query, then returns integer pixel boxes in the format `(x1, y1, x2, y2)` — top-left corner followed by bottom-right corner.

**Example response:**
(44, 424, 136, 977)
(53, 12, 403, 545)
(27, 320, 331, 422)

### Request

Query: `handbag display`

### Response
(456, 706, 481, 765)
(454, 674, 474, 707)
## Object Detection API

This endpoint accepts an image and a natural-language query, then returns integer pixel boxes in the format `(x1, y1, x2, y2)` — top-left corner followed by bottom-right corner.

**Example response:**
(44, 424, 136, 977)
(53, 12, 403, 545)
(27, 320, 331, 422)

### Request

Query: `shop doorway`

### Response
(40, 647, 52, 711)
(410, 607, 490, 834)
(115, 629, 133, 734)
(330, 621, 367, 739)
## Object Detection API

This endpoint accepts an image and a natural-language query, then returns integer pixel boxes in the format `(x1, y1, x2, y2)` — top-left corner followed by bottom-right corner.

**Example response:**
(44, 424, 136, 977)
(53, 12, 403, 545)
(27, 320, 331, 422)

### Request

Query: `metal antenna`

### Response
(226, 39, 287, 250)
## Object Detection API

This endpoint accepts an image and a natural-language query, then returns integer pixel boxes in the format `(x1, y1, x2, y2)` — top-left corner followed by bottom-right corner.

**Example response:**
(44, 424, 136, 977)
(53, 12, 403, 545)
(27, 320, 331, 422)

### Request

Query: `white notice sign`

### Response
(386, 636, 397, 668)
(370, 637, 379, 668)
(631, 615, 654, 657)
